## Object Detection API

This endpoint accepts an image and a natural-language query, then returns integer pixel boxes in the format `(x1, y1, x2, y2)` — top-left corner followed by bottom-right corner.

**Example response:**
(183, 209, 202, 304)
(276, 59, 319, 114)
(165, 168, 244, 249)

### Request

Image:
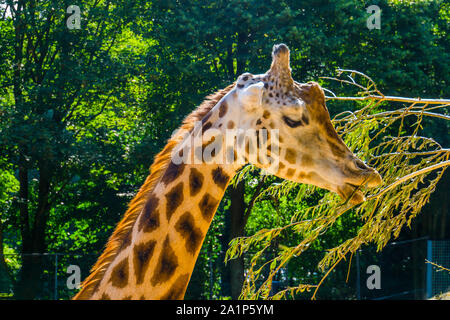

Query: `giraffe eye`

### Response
(282, 115, 303, 128)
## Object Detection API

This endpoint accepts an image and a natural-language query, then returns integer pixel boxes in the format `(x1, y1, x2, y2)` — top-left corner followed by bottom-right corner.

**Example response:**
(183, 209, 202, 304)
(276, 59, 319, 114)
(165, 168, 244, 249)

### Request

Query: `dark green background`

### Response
(0, 0, 448, 299)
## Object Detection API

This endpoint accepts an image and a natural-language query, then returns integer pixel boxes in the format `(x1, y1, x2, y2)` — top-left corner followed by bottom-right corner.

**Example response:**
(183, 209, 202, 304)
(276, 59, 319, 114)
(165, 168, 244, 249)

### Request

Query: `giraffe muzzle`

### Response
(338, 183, 366, 205)
(339, 161, 383, 204)
(349, 158, 383, 188)
(365, 169, 383, 188)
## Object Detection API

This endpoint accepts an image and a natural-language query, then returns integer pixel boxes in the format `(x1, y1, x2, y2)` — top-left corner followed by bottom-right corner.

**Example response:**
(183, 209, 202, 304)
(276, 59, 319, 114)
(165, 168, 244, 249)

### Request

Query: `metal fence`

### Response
(1, 238, 449, 299)
(356, 237, 429, 300)
(427, 240, 450, 298)
(0, 253, 99, 300)
(259, 237, 439, 300)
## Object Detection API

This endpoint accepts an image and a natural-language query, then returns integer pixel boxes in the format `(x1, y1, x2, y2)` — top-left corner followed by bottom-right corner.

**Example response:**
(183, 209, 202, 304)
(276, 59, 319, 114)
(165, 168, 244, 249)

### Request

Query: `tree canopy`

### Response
(0, 0, 448, 299)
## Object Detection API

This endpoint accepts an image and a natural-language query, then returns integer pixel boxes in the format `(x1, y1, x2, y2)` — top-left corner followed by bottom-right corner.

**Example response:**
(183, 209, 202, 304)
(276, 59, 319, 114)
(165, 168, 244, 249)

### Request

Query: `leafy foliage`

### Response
(226, 71, 449, 299)
(0, 0, 448, 299)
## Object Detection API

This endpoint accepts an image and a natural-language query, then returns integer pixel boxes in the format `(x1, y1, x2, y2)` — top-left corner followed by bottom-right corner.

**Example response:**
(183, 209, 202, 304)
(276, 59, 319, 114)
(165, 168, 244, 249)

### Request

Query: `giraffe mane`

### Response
(73, 82, 235, 299)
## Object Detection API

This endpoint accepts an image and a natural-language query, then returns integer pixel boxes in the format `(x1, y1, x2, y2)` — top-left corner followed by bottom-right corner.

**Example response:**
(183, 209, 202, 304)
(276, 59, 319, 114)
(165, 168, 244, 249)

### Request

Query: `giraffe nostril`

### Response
(354, 159, 368, 170)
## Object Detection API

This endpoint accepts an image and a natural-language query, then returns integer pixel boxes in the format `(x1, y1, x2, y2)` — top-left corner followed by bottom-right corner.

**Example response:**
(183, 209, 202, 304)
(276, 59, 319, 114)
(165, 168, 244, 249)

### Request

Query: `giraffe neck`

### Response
(76, 85, 243, 300)
(92, 161, 236, 300)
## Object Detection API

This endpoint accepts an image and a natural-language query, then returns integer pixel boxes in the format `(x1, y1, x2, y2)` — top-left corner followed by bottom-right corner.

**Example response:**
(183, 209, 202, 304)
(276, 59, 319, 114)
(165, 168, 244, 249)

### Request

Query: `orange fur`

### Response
(73, 83, 235, 299)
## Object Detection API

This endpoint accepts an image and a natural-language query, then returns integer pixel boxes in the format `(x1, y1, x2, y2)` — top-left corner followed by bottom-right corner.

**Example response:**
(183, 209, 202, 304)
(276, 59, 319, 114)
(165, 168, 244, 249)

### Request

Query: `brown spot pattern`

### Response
(202, 122, 212, 134)
(159, 274, 190, 300)
(161, 161, 185, 185)
(202, 136, 222, 159)
(324, 122, 341, 141)
(133, 240, 157, 284)
(298, 172, 313, 180)
(100, 293, 111, 300)
(328, 140, 347, 158)
(301, 154, 313, 167)
(109, 258, 129, 289)
(211, 167, 230, 189)
(175, 212, 203, 255)
(120, 229, 133, 250)
(285, 148, 297, 164)
(150, 237, 178, 286)
(198, 193, 219, 221)
(286, 168, 296, 177)
(189, 168, 204, 196)
(138, 195, 160, 233)
(219, 102, 228, 118)
(165, 182, 184, 221)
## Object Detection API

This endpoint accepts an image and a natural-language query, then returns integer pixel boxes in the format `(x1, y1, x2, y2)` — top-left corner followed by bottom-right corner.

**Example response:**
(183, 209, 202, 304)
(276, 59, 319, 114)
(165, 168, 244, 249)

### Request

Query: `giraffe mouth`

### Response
(337, 183, 366, 205)
(337, 168, 382, 205)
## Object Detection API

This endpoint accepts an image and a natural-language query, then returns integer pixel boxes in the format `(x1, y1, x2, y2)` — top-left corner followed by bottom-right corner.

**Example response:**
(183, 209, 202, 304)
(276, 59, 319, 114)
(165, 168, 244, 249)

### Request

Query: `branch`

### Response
(370, 149, 450, 160)
(365, 109, 450, 122)
(367, 160, 450, 200)
(425, 260, 450, 273)
(326, 95, 450, 105)
(321, 68, 384, 96)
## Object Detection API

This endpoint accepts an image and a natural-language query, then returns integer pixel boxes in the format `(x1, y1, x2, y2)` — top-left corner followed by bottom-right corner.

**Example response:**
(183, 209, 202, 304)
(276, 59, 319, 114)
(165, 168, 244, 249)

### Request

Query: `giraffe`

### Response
(73, 44, 382, 300)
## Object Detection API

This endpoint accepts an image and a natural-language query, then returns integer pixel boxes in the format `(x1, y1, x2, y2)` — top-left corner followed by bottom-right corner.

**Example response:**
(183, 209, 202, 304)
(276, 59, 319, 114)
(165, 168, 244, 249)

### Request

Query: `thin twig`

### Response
(367, 160, 450, 200)
(425, 260, 450, 273)
(326, 95, 450, 104)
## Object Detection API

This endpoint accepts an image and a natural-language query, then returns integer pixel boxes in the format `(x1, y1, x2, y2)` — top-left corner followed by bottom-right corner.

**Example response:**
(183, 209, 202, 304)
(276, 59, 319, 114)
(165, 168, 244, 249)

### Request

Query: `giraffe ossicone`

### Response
(73, 44, 382, 300)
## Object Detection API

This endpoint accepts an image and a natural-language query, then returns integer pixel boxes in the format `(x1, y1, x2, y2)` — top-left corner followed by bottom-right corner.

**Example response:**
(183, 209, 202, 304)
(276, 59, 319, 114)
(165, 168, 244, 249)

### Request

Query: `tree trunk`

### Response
(0, 218, 14, 289)
(235, 32, 249, 76)
(438, 172, 449, 239)
(14, 160, 52, 300)
(228, 180, 246, 299)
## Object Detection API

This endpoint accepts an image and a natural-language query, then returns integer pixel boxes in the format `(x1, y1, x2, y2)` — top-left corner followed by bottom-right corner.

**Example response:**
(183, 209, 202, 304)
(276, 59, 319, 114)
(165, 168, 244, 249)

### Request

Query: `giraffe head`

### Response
(73, 44, 384, 300)
(229, 44, 382, 204)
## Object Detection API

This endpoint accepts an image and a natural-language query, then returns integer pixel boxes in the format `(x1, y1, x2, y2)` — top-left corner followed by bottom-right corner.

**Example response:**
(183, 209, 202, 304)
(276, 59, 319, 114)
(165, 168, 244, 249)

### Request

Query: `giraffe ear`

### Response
(237, 82, 264, 112)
